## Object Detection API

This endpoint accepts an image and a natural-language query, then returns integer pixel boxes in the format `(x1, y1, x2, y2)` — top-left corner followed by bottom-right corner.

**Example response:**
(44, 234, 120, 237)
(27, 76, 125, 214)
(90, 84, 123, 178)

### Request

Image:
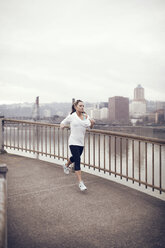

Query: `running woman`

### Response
(60, 100, 95, 191)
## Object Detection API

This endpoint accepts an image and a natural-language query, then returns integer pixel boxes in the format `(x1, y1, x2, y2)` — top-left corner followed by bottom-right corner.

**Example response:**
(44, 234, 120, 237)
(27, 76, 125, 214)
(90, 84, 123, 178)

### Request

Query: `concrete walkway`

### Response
(1, 153, 165, 248)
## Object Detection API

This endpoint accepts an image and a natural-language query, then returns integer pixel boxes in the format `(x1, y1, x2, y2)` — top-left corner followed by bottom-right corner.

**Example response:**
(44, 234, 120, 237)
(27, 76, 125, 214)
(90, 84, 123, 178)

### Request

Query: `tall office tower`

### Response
(134, 84, 145, 101)
(108, 96, 129, 123)
(130, 84, 146, 117)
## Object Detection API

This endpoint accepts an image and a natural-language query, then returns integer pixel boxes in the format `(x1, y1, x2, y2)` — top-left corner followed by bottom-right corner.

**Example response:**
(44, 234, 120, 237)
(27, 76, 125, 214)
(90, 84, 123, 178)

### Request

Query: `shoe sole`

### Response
(79, 187, 87, 191)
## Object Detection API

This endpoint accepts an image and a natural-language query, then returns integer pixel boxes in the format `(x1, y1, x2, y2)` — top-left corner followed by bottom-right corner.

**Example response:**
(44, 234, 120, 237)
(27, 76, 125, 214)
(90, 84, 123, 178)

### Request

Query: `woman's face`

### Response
(75, 101, 84, 113)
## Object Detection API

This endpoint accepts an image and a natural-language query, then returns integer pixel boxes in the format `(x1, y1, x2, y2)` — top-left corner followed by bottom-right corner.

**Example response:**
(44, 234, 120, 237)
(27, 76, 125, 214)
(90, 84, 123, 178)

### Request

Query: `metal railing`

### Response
(2, 119, 165, 194)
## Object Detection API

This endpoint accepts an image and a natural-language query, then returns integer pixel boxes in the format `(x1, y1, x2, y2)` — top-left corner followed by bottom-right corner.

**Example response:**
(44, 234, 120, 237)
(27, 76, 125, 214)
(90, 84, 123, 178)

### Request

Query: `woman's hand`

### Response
(60, 123, 65, 129)
(90, 119, 95, 129)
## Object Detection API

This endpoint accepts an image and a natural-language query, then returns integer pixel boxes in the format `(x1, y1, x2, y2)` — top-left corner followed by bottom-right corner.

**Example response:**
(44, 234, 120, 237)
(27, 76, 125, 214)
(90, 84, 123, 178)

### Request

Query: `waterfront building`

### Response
(155, 101, 165, 111)
(90, 108, 100, 119)
(108, 96, 129, 124)
(100, 107, 108, 120)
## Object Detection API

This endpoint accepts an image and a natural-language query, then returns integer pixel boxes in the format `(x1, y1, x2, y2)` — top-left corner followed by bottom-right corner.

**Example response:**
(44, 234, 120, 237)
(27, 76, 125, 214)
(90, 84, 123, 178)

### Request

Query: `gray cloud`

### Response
(0, 0, 165, 103)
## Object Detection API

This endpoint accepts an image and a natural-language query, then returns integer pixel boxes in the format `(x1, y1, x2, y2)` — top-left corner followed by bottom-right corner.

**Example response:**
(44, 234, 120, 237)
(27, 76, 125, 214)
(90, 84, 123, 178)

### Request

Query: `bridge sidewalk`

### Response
(0, 153, 165, 248)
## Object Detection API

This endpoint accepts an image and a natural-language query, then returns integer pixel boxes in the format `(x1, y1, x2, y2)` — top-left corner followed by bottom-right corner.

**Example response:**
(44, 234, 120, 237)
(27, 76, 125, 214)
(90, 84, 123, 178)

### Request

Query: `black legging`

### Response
(69, 145, 84, 171)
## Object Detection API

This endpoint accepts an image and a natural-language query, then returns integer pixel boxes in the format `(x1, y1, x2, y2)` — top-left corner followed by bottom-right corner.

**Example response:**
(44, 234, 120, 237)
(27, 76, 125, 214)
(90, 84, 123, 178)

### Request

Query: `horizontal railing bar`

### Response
(87, 129, 165, 145)
(4, 118, 165, 145)
(3, 118, 61, 128)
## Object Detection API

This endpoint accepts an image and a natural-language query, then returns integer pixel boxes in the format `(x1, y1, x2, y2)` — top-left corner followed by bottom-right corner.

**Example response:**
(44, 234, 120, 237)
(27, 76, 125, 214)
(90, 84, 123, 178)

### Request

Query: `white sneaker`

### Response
(63, 163, 69, 175)
(79, 181, 87, 191)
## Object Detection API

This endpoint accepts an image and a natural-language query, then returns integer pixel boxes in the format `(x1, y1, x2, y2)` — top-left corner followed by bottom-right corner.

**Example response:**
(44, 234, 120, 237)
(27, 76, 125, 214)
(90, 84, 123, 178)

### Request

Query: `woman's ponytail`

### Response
(70, 99, 83, 114)
(70, 103, 76, 114)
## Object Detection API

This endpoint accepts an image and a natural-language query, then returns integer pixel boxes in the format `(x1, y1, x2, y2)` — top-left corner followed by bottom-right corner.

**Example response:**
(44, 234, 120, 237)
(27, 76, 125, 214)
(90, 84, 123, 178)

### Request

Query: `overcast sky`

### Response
(0, 0, 165, 104)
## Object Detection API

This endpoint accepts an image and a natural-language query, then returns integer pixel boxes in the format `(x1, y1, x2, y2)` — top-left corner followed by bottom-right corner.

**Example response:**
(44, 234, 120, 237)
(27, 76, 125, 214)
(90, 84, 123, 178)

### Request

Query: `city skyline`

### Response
(0, 88, 165, 106)
(0, 84, 164, 106)
(0, 0, 165, 104)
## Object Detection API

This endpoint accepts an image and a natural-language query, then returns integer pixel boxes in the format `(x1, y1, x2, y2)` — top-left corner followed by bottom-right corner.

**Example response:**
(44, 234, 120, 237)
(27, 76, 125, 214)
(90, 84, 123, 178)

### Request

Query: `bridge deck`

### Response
(1, 153, 165, 248)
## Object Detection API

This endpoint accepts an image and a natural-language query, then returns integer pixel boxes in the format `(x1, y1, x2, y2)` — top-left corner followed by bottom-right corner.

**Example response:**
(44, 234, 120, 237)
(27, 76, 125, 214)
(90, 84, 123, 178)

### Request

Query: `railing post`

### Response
(0, 117, 5, 154)
(0, 164, 8, 248)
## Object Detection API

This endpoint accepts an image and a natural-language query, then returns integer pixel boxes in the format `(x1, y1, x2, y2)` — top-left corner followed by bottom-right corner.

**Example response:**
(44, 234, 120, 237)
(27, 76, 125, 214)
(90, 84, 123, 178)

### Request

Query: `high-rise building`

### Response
(130, 84, 146, 117)
(134, 84, 145, 101)
(108, 96, 129, 123)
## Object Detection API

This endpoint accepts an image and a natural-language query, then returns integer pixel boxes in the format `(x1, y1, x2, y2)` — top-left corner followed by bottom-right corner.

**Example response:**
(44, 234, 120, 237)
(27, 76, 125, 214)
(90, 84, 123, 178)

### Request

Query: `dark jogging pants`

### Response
(69, 145, 84, 171)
